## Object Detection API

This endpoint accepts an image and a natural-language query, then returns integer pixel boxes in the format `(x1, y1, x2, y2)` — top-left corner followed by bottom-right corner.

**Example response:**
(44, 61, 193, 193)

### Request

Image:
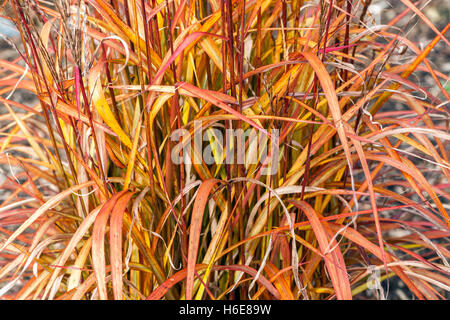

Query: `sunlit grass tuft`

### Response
(0, 0, 449, 300)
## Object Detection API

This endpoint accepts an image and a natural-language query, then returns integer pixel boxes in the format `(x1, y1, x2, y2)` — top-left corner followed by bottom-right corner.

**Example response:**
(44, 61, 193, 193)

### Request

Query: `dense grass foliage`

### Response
(0, 0, 449, 300)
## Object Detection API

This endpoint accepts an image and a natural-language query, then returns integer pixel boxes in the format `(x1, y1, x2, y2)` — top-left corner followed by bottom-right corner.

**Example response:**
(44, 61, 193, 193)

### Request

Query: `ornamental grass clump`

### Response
(0, 0, 449, 300)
